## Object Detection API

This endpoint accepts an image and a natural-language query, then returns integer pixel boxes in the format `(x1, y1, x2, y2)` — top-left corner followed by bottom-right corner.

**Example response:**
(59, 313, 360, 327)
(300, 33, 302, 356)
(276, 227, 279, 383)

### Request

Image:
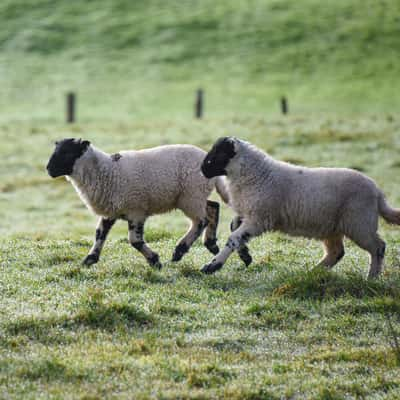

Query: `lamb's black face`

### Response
(201, 137, 236, 178)
(46, 138, 90, 178)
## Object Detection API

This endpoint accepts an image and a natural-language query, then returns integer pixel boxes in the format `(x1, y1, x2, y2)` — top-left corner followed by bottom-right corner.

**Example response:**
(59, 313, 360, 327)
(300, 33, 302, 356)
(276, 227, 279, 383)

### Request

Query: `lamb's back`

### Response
(117, 145, 210, 215)
(273, 164, 380, 237)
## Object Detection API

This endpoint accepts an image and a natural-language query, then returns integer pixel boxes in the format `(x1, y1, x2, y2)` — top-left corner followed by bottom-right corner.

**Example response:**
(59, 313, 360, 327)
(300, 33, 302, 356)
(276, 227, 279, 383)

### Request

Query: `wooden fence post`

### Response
(195, 89, 203, 119)
(66, 92, 76, 123)
(281, 96, 288, 115)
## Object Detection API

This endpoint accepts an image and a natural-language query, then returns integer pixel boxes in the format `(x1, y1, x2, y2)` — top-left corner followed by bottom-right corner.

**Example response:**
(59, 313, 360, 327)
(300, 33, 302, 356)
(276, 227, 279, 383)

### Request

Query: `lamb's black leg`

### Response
(128, 220, 162, 269)
(202, 222, 259, 274)
(172, 218, 208, 262)
(203, 200, 220, 255)
(83, 217, 116, 266)
(230, 216, 253, 266)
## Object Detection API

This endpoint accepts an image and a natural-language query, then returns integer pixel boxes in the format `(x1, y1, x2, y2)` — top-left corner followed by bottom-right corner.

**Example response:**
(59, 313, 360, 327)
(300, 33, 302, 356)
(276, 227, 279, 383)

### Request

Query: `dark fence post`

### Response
(195, 89, 203, 119)
(66, 92, 76, 123)
(281, 96, 288, 115)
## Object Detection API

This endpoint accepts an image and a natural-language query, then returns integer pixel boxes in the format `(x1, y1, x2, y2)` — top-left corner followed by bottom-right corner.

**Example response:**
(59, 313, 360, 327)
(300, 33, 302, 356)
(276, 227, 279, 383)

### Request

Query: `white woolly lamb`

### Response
(46, 138, 230, 268)
(200, 136, 400, 278)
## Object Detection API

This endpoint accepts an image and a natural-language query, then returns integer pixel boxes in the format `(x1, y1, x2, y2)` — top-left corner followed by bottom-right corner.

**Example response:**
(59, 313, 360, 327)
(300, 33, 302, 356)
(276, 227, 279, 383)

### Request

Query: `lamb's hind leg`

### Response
(83, 217, 116, 266)
(349, 232, 386, 279)
(318, 234, 345, 269)
(344, 209, 385, 278)
(172, 217, 207, 262)
(230, 216, 253, 266)
(128, 219, 162, 269)
(203, 200, 220, 255)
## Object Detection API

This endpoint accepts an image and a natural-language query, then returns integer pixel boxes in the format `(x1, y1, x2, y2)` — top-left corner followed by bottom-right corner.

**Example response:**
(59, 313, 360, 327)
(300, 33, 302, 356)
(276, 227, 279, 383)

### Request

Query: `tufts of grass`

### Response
(5, 289, 153, 345)
(308, 347, 398, 367)
(75, 288, 153, 330)
(16, 358, 86, 383)
(246, 298, 309, 329)
(5, 315, 73, 345)
(271, 267, 400, 300)
(186, 363, 235, 389)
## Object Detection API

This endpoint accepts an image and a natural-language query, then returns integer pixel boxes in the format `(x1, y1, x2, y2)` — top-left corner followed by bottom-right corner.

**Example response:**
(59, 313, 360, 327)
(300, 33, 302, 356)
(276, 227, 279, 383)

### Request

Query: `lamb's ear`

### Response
(227, 136, 236, 143)
(226, 137, 239, 152)
(81, 140, 91, 149)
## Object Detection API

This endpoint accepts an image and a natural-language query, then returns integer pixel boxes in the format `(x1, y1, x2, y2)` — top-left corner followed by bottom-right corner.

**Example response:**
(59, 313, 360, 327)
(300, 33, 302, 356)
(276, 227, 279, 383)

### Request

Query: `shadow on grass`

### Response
(178, 260, 400, 297)
(179, 262, 258, 292)
(246, 267, 400, 329)
(5, 290, 152, 344)
(18, 358, 86, 382)
(272, 267, 400, 300)
(246, 297, 309, 329)
(0, 357, 88, 383)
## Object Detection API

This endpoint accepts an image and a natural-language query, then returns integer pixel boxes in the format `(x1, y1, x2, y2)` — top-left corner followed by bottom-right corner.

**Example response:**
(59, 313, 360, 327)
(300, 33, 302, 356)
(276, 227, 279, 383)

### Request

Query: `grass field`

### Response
(1, 115, 400, 399)
(1, 0, 400, 398)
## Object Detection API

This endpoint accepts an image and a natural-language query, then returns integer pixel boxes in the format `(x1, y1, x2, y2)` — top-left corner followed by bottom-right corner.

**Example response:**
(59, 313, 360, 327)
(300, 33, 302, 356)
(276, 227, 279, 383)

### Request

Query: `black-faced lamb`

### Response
(200, 137, 400, 278)
(46, 138, 230, 268)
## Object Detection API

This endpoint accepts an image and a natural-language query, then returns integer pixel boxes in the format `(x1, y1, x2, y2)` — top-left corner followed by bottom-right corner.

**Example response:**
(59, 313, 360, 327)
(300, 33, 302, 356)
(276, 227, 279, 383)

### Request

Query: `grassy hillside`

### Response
(0, 0, 399, 121)
(1, 2, 400, 398)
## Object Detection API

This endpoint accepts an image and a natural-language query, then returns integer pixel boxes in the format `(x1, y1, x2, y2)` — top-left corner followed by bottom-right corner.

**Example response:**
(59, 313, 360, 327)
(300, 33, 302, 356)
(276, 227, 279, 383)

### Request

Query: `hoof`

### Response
(172, 243, 188, 262)
(208, 245, 220, 255)
(238, 248, 252, 266)
(82, 254, 99, 266)
(201, 261, 223, 274)
(149, 254, 162, 270)
(153, 261, 163, 270)
(204, 238, 219, 255)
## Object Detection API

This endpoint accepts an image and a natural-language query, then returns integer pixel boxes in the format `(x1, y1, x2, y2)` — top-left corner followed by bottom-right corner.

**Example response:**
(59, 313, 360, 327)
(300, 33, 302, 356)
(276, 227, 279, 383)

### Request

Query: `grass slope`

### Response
(1, 1, 400, 397)
(0, 0, 399, 121)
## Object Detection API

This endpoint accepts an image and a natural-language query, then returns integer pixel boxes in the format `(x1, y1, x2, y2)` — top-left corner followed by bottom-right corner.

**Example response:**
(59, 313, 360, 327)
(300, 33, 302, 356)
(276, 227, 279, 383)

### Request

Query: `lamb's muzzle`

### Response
(201, 137, 237, 178)
(47, 138, 90, 177)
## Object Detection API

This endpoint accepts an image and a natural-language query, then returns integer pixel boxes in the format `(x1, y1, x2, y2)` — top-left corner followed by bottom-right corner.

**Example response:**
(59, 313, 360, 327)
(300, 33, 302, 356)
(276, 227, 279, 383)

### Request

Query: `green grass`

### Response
(1, 115, 400, 398)
(0, 0, 399, 122)
(1, 0, 400, 397)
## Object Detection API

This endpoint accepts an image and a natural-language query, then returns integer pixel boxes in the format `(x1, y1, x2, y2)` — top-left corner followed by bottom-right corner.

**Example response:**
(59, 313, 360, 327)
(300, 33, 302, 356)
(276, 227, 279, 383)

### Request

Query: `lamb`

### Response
(46, 138, 230, 268)
(200, 136, 400, 278)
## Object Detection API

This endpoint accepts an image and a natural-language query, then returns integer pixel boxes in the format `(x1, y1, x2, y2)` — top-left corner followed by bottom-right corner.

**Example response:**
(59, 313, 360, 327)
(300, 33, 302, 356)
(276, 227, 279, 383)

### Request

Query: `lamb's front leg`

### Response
(201, 222, 260, 274)
(230, 216, 253, 266)
(128, 220, 162, 269)
(83, 217, 116, 266)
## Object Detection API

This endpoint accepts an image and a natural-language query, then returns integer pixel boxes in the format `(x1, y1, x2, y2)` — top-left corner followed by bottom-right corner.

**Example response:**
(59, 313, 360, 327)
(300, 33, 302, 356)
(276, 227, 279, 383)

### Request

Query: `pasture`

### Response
(1, 0, 400, 397)
(1, 116, 400, 399)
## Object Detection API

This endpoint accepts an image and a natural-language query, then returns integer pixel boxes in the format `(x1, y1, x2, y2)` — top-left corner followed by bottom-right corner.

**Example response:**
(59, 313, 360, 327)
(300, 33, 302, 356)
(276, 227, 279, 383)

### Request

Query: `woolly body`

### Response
(226, 141, 383, 239)
(201, 137, 400, 278)
(68, 144, 218, 220)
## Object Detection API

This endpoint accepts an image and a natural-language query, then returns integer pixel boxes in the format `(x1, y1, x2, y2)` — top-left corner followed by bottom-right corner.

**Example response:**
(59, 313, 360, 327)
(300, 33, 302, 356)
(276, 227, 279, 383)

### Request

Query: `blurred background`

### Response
(0, 0, 399, 237)
(1, 0, 399, 121)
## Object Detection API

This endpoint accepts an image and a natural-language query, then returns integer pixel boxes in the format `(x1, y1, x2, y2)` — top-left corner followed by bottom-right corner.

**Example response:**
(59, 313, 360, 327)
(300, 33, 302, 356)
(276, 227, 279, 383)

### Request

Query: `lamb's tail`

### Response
(378, 192, 400, 224)
(215, 176, 230, 204)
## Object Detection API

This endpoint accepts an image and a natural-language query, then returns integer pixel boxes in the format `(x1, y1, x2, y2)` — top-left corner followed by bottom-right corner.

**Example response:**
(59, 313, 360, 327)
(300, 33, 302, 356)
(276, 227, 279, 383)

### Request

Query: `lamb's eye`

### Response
(207, 160, 211, 164)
